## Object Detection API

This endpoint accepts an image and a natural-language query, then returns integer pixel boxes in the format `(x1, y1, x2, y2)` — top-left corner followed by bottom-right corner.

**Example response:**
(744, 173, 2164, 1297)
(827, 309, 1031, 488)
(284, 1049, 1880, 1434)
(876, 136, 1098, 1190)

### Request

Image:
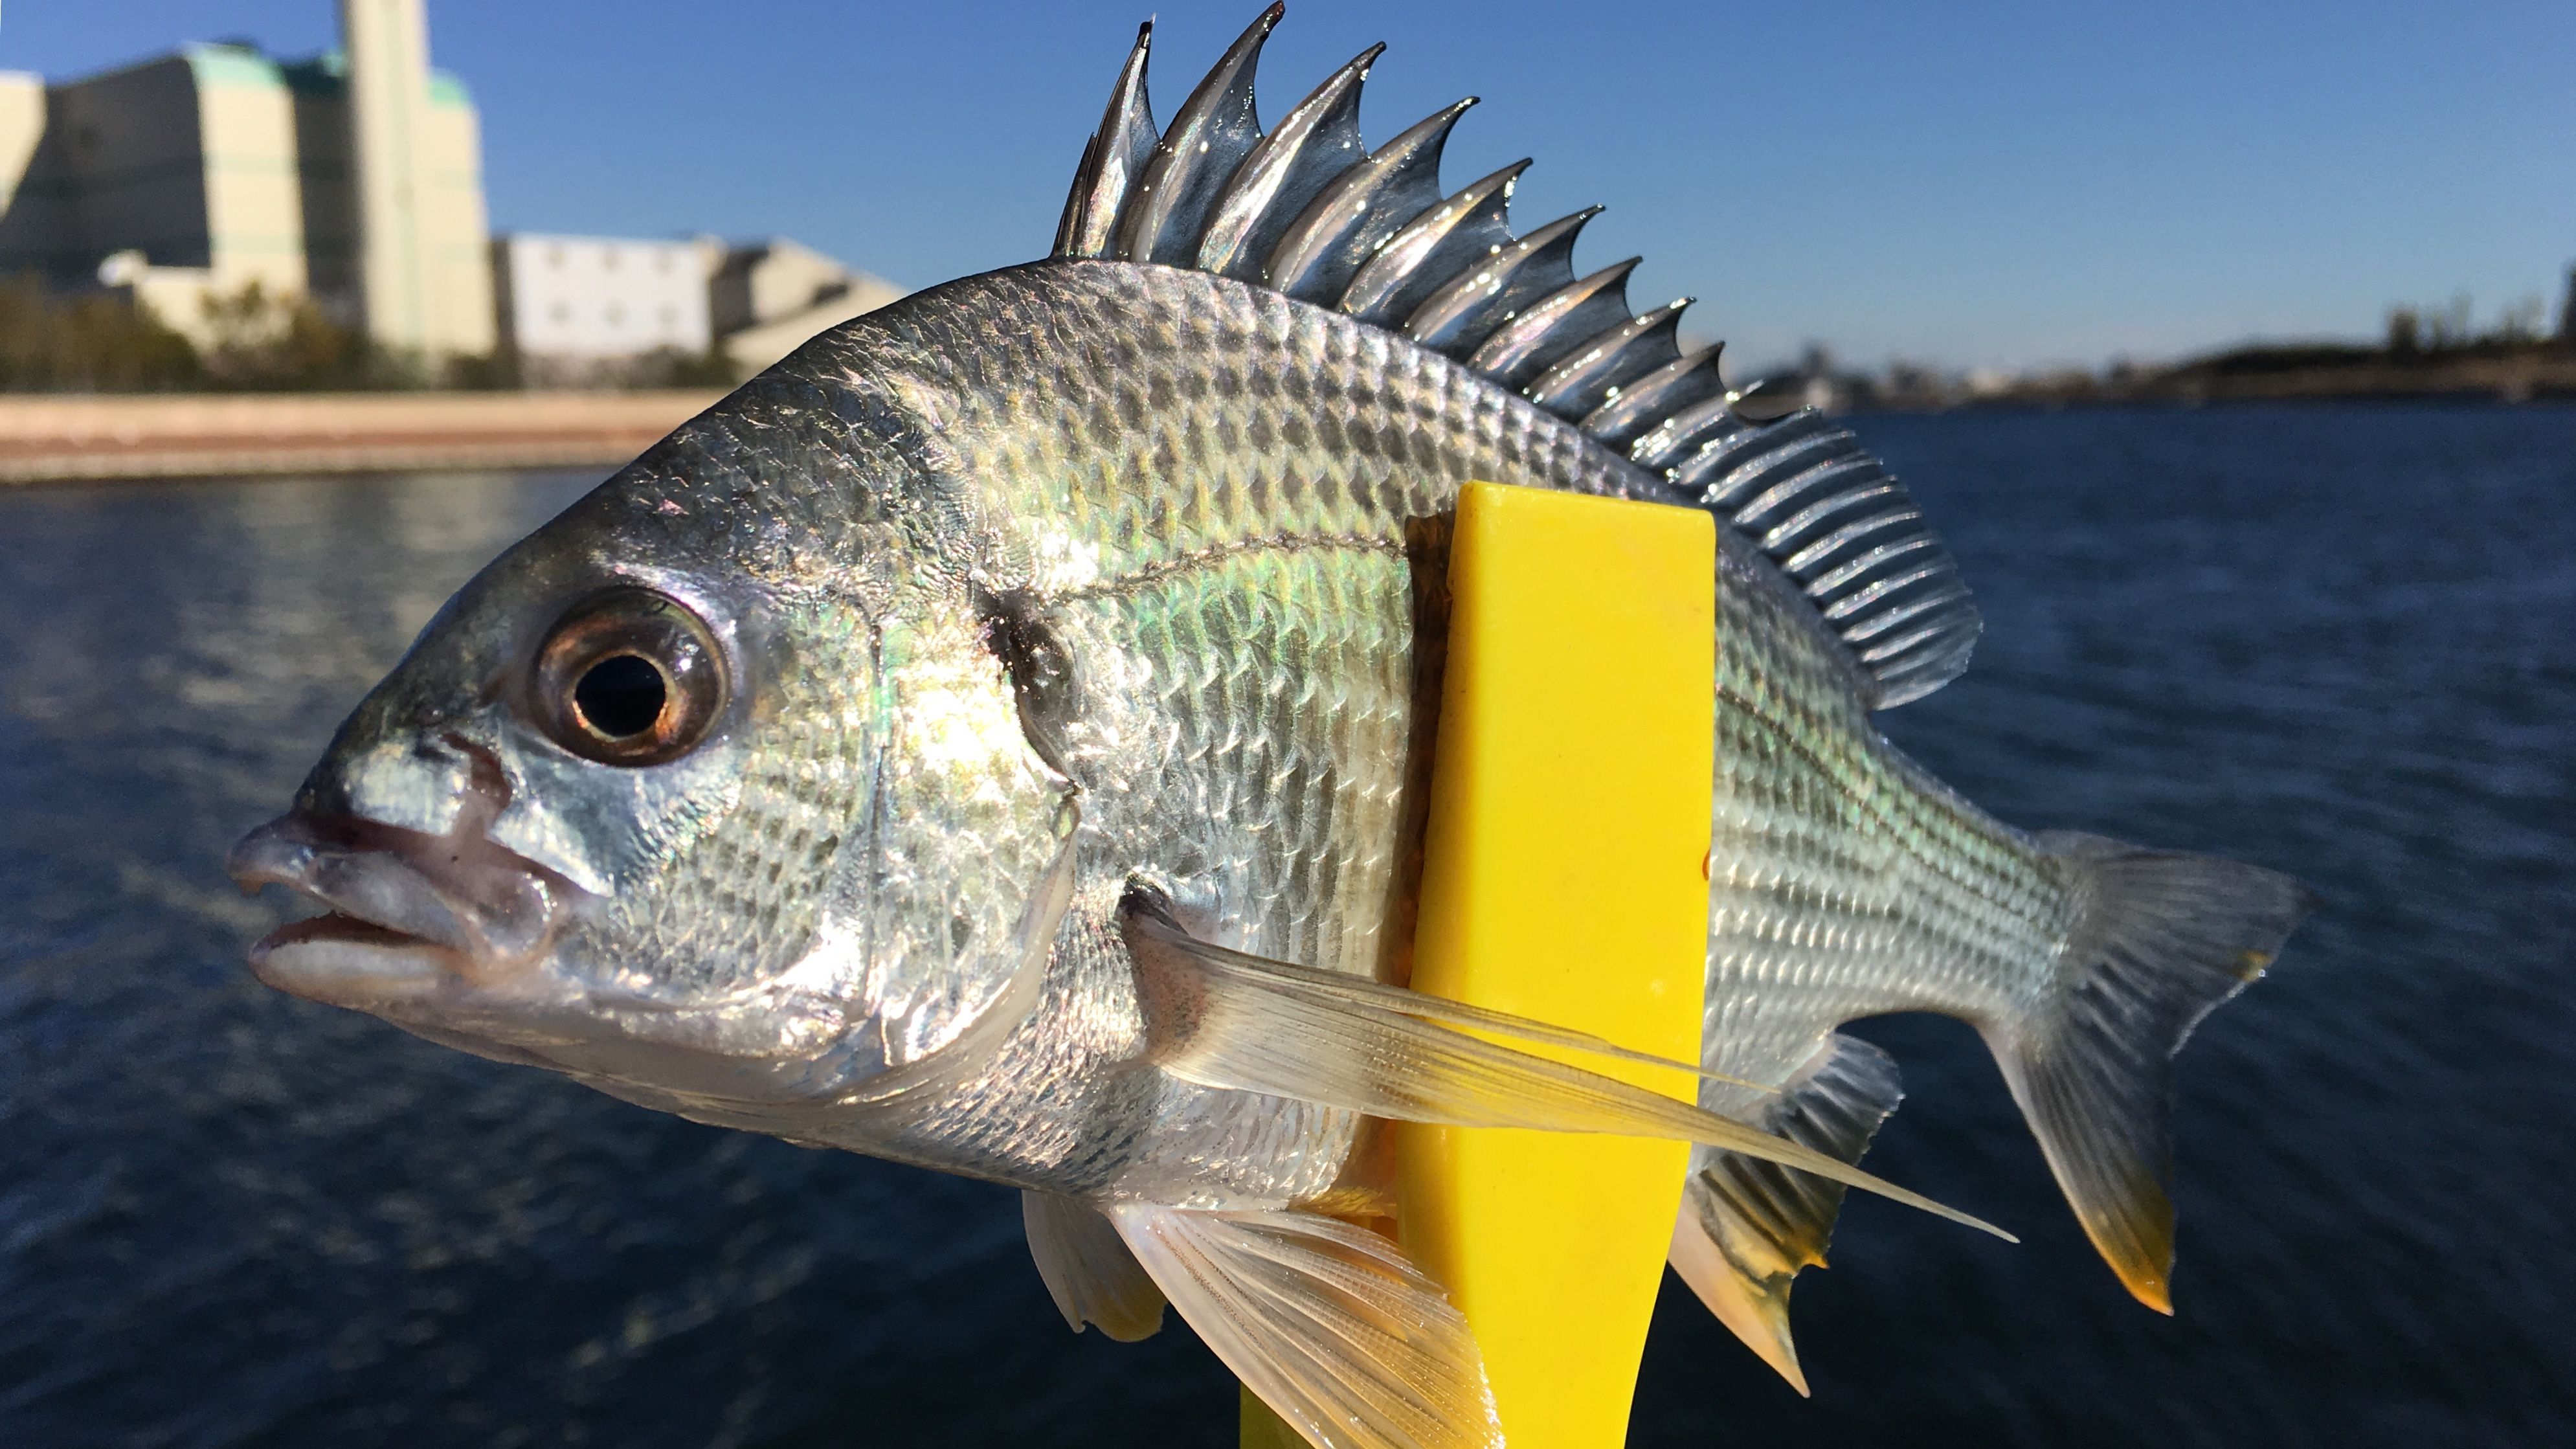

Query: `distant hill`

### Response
(1747, 337, 2576, 414)
(2120, 338, 2575, 405)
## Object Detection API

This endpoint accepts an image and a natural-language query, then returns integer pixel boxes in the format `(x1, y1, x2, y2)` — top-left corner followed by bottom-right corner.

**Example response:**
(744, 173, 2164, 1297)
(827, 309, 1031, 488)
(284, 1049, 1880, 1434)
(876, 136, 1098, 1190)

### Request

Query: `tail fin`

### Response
(1989, 831, 2316, 1311)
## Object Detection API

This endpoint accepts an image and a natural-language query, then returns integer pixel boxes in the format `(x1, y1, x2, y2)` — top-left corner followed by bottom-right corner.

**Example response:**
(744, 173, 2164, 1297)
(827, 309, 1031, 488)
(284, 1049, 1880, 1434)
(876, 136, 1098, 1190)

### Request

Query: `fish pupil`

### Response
(576, 654, 666, 739)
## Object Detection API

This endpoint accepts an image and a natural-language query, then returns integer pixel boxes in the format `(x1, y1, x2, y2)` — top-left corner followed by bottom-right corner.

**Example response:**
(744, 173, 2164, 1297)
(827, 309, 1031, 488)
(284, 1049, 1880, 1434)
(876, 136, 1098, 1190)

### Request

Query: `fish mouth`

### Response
(227, 744, 870, 1101)
(245, 906, 458, 1003)
(229, 809, 855, 1088)
(228, 803, 592, 1011)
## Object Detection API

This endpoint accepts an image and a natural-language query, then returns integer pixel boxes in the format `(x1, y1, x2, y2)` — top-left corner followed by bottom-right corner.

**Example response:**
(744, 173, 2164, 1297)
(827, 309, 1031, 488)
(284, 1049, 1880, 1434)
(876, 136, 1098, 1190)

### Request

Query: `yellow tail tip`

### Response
(2120, 1269, 2175, 1316)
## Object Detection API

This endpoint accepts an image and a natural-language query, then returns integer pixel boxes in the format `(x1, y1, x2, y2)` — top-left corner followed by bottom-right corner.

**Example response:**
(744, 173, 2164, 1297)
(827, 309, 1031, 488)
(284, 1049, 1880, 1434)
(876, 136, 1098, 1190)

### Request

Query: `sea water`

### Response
(2, 405, 2569, 1446)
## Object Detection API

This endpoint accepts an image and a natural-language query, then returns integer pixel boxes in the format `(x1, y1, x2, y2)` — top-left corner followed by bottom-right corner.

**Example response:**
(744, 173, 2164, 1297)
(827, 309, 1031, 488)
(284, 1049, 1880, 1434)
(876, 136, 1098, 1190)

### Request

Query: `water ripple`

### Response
(2, 410, 2571, 1445)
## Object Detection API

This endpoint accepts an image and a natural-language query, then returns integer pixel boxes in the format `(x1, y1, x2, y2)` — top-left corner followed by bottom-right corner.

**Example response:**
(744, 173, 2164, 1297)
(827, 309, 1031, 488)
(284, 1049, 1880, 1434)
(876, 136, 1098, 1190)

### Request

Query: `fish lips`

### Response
(227, 810, 587, 1009)
(228, 812, 857, 1084)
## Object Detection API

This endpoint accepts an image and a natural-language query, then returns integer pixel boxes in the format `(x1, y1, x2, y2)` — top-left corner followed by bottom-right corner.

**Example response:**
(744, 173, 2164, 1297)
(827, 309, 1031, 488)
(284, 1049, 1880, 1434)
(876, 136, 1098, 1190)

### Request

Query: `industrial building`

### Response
(0, 0, 899, 380)
(702, 237, 903, 373)
(0, 0, 494, 359)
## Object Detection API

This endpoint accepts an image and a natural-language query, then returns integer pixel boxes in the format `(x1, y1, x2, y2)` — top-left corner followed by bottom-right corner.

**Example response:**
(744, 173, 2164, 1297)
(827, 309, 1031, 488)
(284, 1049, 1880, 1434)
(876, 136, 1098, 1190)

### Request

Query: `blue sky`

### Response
(9, 1, 2573, 370)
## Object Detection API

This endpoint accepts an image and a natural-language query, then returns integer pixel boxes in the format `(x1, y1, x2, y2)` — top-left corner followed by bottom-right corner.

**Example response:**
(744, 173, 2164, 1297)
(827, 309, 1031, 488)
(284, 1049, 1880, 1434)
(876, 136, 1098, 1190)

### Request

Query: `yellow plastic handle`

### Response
(1391, 482, 1715, 1447)
(1242, 482, 1715, 1447)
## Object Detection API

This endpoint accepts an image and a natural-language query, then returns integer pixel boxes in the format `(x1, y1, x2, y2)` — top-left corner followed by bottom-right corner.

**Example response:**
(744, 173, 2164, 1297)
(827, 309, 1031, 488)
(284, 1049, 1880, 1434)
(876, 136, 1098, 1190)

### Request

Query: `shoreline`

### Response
(1887, 347, 2576, 412)
(3, 380, 2568, 488)
(0, 390, 726, 484)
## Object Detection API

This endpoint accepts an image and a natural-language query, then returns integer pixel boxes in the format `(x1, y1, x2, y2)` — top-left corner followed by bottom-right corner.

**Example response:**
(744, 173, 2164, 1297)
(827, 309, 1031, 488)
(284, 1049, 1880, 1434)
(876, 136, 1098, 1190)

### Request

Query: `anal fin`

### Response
(1668, 1033, 1903, 1395)
(1109, 1204, 1501, 1449)
(1022, 1190, 1167, 1342)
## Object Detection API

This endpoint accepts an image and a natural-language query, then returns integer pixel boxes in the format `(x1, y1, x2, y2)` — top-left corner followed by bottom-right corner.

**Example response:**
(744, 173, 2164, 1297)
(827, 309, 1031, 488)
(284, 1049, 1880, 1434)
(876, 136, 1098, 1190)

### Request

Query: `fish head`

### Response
(228, 374, 1080, 1110)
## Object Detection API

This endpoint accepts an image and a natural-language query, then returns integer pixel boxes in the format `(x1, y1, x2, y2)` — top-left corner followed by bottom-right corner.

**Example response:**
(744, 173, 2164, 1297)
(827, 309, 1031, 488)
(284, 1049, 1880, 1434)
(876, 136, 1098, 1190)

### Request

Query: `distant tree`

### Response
(197, 281, 416, 390)
(2425, 291, 2473, 350)
(2560, 265, 2575, 344)
(2491, 294, 2547, 345)
(2386, 306, 2420, 355)
(0, 275, 204, 391)
(1879, 358, 1951, 408)
(440, 346, 523, 390)
(627, 343, 741, 390)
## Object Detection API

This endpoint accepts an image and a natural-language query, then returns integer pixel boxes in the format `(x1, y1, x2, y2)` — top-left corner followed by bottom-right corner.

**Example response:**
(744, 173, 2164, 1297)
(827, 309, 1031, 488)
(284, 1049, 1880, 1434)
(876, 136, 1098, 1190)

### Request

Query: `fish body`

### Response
(229, 11, 2311, 1446)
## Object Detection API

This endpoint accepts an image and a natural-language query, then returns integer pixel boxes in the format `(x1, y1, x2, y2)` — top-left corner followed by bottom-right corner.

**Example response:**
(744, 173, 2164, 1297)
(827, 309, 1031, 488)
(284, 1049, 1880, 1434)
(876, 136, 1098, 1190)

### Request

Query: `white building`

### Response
(491, 233, 712, 370)
(710, 237, 904, 373)
(490, 230, 904, 379)
(338, 0, 493, 358)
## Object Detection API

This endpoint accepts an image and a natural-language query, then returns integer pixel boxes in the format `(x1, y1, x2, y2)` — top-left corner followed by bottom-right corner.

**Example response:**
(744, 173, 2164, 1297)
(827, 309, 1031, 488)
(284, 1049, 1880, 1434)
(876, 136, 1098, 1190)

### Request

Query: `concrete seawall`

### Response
(0, 391, 727, 484)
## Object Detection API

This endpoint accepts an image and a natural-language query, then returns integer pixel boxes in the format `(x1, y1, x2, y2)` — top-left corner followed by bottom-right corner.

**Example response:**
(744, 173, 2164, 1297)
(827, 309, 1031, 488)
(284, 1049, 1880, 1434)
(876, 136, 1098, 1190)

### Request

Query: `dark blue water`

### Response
(2, 406, 2570, 1446)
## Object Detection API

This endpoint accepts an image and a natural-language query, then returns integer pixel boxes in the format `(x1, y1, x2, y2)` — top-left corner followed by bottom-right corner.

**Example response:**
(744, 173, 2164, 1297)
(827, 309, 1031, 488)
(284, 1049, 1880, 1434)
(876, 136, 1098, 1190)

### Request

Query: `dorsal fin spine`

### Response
(1585, 348, 1727, 452)
(1339, 161, 1527, 325)
(1262, 98, 1475, 302)
(1052, 8, 1982, 708)
(1404, 207, 1602, 357)
(1055, 23, 1158, 260)
(1053, 131, 1099, 258)
(1117, 5, 1281, 265)
(1465, 258, 1641, 390)
(1526, 298, 1690, 419)
(1196, 43, 1382, 280)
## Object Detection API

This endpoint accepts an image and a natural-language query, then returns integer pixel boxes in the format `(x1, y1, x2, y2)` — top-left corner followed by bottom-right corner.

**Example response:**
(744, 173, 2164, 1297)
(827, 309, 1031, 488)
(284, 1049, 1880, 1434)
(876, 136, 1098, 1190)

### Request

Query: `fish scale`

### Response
(1068, 537, 1415, 980)
(1703, 704, 2051, 1086)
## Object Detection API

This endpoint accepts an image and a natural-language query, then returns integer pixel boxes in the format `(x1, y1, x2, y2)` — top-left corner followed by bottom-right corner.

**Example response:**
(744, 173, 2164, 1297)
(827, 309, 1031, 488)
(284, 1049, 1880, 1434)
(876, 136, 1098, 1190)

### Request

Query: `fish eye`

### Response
(529, 589, 726, 766)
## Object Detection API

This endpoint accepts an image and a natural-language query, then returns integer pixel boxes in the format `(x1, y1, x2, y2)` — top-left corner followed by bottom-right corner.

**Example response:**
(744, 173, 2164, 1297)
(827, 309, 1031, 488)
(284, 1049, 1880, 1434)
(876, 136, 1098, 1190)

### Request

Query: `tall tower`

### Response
(341, 0, 493, 359)
(342, 0, 432, 352)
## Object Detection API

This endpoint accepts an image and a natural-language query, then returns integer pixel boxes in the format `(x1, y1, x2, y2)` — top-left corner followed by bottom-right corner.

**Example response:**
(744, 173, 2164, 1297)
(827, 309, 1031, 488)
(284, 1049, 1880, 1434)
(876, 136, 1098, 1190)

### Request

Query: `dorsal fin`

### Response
(1670, 409, 1980, 707)
(1196, 42, 1381, 280)
(1051, 7, 1982, 707)
(1115, 6, 1280, 267)
(1053, 22, 1159, 260)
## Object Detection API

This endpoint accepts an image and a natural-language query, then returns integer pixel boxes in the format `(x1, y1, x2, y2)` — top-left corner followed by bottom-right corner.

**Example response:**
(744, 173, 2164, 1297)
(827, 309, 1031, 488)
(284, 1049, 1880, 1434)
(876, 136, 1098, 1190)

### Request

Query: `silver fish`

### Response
(228, 8, 2312, 1446)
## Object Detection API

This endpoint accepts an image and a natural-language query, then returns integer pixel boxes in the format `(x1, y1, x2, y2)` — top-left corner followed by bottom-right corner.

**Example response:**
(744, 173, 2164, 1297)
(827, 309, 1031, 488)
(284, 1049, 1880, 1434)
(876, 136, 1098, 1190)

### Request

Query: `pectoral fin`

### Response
(1123, 904, 2010, 1242)
(1134, 914, 1770, 1092)
(1109, 1203, 1502, 1449)
(1022, 1190, 1167, 1342)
